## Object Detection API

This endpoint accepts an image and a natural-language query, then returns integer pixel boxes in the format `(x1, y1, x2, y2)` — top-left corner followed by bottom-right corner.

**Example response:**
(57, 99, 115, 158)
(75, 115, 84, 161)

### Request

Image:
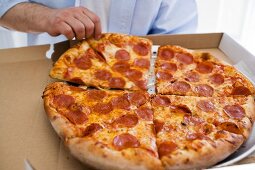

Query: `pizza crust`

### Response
(161, 132, 244, 170)
(43, 83, 78, 139)
(244, 96, 255, 121)
(67, 137, 163, 170)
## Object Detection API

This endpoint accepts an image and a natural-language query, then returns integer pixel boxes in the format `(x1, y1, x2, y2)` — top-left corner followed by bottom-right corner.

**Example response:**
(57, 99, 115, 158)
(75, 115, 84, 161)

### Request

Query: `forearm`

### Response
(0, 2, 101, 39)
(0, 2, 53, 33)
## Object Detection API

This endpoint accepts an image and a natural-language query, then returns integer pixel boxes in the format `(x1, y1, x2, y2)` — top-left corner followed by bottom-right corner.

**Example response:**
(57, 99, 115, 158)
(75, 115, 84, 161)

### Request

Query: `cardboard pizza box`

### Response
(0, 33, 254, 170)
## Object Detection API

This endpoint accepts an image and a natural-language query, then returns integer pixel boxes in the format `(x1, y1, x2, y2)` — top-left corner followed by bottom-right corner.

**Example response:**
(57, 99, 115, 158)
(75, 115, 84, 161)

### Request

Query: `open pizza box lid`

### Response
(0, 33, 255, 170)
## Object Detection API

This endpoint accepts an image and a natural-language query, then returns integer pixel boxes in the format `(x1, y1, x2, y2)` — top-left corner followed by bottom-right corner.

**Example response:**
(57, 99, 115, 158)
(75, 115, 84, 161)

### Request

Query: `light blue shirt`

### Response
(0, 0, 198, 45)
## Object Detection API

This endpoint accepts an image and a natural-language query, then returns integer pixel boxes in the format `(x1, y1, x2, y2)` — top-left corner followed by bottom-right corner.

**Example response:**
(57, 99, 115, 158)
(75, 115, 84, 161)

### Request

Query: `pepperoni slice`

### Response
(185, 72, 200, 82)
(95, 70, 112, 80)
(63, 110, 88, 125)
(172, 105, 192, 114)
(231, 86, 251, 96)
(113, 133, 140, 150)
(156, 71, 173, 81)
(112, 61, 130, 73)
(134, 58, 150, 69)
(197, 100, 215, 112)
(196, 62, 213, 74)
(86, 48, 99, 57)
(111, 96, 130, 110)
(125, 69, 143, 81)
(183, 115, 204, 125)
(223, 105, 245, 119)
(83, 123, 103, 136)
(218, 122, 242, 134)
(176, 53, 193, 64)
(109, 77, 126, 88)
(133, 42, 149, 56)
(74, 55, 92, 70)
(53, 94, 75, 108)
(115, 49, 130, 61)
(133, 80, 147, 90)
(127, 92, 147, 107)
(172, 81, 191, 93)
(69, 86, 85, 92)
(64, 67, 73, 79)
(112, 114, 138, 128)
(99, 43, 107, 53)
(92, 102, 113, 114)
(135, 107, 153, 121)
(70, 78, 84, 84)
(210, 74, 224, 85)
(86, 48, 105, 62)
(93, 51, 106, 62)
(152, 96, 171, 106)
(154, 120, 164, 133)
(158, 142, 177, 158)
(159, 63, 177, 72)
(158, 48, 174, 60)
(86, 90, 107, 101)
(195, 84, 214, 97)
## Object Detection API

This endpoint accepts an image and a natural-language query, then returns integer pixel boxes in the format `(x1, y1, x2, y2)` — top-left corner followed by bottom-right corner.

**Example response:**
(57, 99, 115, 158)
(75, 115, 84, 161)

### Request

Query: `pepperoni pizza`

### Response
(151, 95, 255, 169)
(43, 34, 255, 170)
(43, 82, 162, 170)
(43, 82, 255, 170)
(50, 33, 152, 90)
(155, 45, 255, 96)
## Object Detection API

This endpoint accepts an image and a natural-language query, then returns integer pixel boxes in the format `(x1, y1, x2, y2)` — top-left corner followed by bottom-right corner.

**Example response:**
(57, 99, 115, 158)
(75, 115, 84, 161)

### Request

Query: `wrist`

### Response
(27, 3, 54, 33)
(40, 8, 55, 33)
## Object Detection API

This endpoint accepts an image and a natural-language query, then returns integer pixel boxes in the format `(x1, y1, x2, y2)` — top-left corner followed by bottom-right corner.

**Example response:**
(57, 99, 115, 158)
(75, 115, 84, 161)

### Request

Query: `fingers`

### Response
(74, 11, 94, 39)
(50, 22, 75, 40)
(47, 7, 102, 40)
(65, 16, 85, 40)
(81, 7, 102, 39)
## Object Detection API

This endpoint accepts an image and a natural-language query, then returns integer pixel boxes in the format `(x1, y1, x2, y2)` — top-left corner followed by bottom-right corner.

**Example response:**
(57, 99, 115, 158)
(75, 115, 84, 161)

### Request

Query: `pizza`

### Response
(43, 82, 162, 170)
(43, 82, 255, 170)
(43, 33, 255, 170)
(50, 33, 152, 91)
(151, 95, 255, 169)
(155, 45, 255, 96)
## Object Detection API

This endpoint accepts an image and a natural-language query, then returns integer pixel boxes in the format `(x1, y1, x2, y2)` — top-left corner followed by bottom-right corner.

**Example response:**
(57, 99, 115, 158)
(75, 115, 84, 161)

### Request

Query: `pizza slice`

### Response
(43, 82, 162, 170)
(155, 45, 255, 96)
(87, 33, 152, 90)
(151, 94, 255, 169)
(50, 33, 152, 91)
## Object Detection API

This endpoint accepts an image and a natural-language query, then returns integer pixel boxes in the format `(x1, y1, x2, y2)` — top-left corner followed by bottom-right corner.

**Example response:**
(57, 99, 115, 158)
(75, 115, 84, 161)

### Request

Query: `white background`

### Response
(196, 0, 255, 55)
(0, 0, 255, 55)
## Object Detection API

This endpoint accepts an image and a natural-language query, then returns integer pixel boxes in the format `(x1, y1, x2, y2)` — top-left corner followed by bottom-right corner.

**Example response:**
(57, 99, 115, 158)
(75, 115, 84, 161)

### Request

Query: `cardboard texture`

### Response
(0, 33, 255, 170)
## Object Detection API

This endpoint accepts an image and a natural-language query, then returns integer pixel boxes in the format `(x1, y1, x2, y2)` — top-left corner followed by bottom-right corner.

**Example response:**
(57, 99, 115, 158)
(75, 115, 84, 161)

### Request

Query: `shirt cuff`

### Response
(0, 0, 29, 17)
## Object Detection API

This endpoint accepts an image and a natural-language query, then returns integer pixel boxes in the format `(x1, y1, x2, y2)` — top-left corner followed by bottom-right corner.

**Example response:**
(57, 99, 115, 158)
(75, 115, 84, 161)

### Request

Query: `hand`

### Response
(45, 7, 101, 40)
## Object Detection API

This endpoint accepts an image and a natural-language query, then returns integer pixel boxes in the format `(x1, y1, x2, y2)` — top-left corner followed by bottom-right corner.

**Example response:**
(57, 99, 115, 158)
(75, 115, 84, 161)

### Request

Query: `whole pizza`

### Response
(43, 33, 255, 170)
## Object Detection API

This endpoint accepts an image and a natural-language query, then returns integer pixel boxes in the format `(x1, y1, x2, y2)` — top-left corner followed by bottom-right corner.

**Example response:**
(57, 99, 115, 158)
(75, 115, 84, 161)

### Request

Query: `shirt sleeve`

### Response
(0, 0, 29, 18)
(148, 0, 198, 34)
